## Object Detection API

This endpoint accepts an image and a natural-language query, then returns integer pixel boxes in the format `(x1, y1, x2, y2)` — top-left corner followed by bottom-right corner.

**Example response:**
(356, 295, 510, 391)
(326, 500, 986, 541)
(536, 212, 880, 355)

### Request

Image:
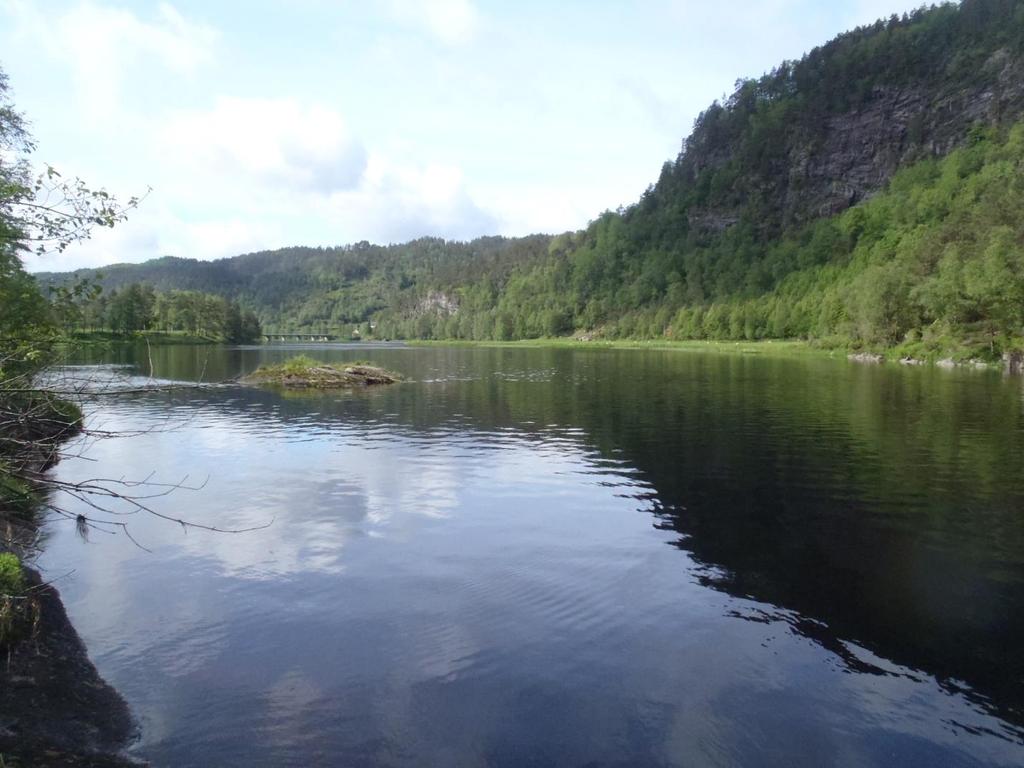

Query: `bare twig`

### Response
(2, 358, 273, 551)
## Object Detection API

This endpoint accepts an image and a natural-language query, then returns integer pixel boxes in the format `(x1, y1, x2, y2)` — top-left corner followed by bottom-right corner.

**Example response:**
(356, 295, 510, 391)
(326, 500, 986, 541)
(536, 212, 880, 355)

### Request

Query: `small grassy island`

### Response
(243, 356, 402, 389)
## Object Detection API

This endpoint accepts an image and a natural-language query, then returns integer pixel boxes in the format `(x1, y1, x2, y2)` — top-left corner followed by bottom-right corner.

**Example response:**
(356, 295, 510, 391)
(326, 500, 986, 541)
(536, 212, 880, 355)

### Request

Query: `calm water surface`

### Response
(38, 344, 1024, 767)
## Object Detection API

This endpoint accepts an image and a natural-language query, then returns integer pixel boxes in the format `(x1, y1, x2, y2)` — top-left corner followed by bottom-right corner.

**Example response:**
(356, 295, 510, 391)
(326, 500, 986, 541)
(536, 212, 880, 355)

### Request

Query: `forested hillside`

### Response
(49, 281, 262, 342)
(38, 236, 553, 335)
(36, 0, 1024, 356)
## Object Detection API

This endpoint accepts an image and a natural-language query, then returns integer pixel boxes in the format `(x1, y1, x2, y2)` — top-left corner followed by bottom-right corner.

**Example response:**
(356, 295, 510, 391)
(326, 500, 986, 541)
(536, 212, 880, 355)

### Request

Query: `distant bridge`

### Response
(263, 333, 342, 342)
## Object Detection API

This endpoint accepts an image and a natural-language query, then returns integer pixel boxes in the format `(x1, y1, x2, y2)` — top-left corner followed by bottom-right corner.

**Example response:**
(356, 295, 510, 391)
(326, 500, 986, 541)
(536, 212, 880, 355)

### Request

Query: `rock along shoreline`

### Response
(847, 350, 1024, 373)
(0, 569, 139, 767)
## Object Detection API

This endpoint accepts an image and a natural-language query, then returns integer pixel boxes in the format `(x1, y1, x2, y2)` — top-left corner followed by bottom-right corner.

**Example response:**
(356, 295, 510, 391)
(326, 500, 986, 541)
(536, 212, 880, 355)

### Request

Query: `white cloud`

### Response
(155, 96, 496, 247)
(321, 152, 498, 243)
(384, 0, 480, 45)
(3, 0, 217, 121)
(25, 107, 499, 271)
(174, 217, 282, 260)
(161, 98, 367, 194)
(24, 202, 281, 273)
(484, 186, 605, 238)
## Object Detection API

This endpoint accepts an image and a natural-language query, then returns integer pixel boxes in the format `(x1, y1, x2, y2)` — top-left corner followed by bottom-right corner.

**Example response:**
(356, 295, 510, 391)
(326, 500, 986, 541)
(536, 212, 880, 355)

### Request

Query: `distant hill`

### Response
(37, 0, 1024, 355)
(37, 237, 553, 334)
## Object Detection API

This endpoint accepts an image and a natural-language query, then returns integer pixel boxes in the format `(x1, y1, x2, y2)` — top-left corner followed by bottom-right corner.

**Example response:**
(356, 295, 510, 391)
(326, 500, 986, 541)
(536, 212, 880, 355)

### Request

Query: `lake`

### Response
(37, 343, 1024, 767)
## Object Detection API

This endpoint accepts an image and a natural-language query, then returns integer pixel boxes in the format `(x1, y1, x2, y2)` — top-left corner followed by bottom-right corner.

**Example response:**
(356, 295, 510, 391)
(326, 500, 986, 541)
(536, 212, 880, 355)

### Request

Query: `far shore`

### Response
(406, 337, 819, 355)
(62, 330, 222, 345)
(404, 338, 1022, 371)
(63, 333, 1020, 372)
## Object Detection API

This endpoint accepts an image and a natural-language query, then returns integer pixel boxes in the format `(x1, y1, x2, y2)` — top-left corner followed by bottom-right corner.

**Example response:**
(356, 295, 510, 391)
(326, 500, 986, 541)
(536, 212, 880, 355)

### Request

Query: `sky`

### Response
(0, 0, 930, 272)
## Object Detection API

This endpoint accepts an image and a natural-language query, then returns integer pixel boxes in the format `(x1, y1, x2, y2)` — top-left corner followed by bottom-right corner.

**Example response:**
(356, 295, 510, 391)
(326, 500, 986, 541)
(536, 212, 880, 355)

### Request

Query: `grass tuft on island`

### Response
(243, 355, 402, 389)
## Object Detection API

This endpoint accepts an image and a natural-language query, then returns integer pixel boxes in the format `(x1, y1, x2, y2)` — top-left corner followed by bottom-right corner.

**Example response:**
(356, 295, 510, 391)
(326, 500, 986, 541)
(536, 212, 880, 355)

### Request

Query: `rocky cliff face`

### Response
(686, 48, 1024, 235)
(417, 291, 459, 316)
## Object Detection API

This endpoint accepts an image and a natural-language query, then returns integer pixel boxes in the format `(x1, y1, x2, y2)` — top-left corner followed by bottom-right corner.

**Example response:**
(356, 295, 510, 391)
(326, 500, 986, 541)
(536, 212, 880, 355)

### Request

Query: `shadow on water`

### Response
(55, 343, 1024, 763)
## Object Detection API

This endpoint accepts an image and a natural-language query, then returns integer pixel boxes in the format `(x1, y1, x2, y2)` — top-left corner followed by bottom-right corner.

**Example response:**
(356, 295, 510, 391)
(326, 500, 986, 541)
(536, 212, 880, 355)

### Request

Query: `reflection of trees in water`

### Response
(570, 353, 1024, 736)
(105, 345, 1024, 736)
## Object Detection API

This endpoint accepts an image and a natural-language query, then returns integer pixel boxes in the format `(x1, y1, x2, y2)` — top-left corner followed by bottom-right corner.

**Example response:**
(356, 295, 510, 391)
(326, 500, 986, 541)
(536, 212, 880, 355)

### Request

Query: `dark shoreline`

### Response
(0, 569, 139, 767)
(1, 395, 141, 767)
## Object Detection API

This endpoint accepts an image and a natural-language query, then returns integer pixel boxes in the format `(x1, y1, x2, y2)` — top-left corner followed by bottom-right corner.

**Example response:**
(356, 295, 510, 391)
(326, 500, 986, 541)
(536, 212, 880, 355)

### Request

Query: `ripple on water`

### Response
(36, 349, 1024, 767)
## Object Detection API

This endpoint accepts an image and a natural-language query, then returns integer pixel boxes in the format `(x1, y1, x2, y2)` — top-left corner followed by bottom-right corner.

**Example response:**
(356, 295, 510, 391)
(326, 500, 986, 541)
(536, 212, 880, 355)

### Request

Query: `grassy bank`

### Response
(404, 336, 1013, 368)
(408, 337, 839, 357)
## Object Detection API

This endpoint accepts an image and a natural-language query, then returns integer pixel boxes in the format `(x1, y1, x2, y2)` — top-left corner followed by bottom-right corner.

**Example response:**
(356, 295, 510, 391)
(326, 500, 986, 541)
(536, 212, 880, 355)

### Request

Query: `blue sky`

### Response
(0, 0, 929, 271)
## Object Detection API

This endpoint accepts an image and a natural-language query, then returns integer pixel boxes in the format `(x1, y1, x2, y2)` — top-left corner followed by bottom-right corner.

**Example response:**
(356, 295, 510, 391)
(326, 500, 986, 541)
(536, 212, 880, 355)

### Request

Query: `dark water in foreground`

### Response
(38, 343, 1024, 767)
